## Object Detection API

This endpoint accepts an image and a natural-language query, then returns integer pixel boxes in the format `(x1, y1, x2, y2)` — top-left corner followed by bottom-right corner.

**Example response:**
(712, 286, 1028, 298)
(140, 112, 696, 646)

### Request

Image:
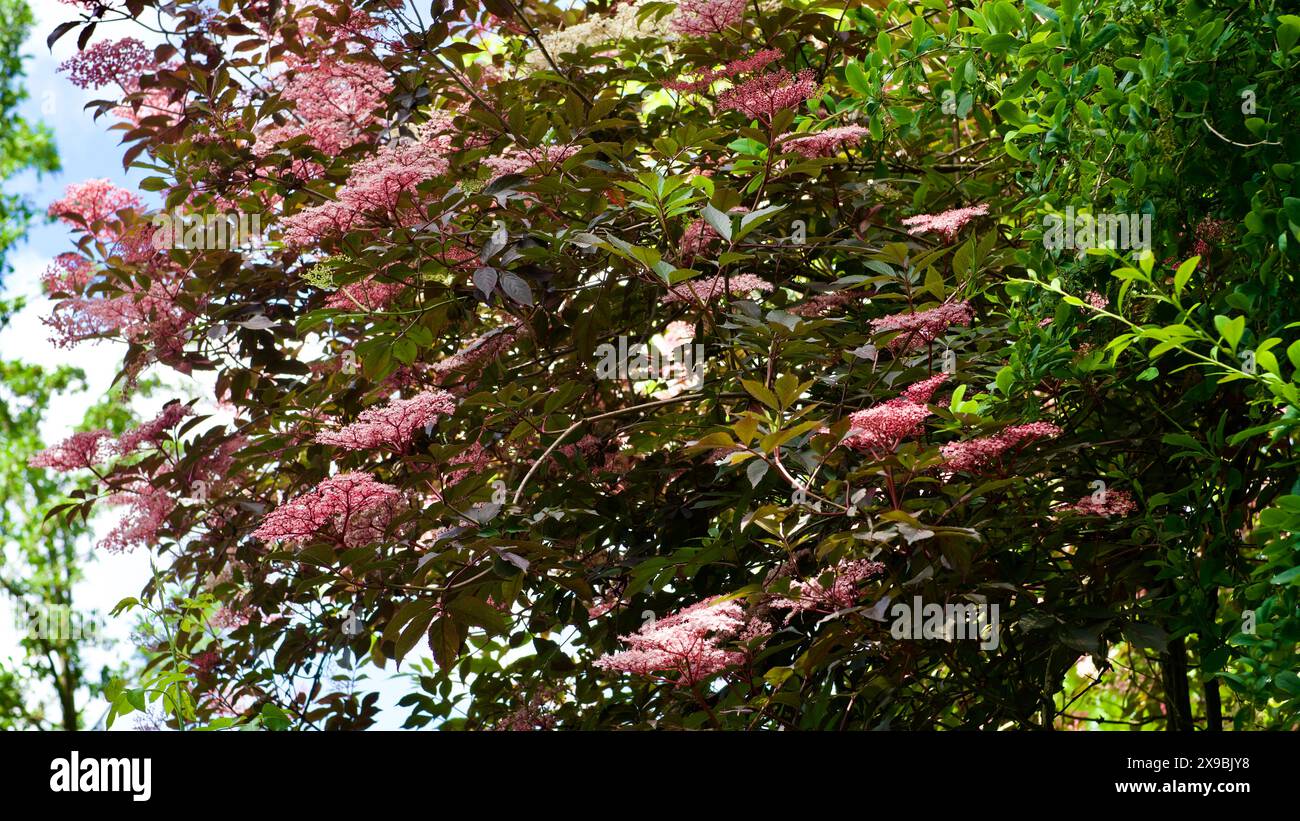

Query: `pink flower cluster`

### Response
(30, 403, 193, 472)
(315, 390, 458, 451)
(789, 290, 862, 317)
(780, 125, 870, 158)
(839, 374, 948, 455)
(718, 68, 819, 122)
(117, 403, 194, 453)
(253, 472, 402, 548)
(280, 127, 452, 246)
(1060, 489, 1136, 517)
(594, 596, 747, 687)
(941, 422, 1062, 472)
(483, 144, 580, 179)
(431, 324, 519, 382)
(101, 481, 175, 554)
(663, 273, 773, 304)
(48, 179, 143, 235)
(770, 558, 886, 621)
(256, 57, 392, 159)
(670, 0, 746, 37)
(664, 49, 782, 94)
(324, 278, 407, 311)
(28, 430, 114, 472)
(901, 204, 989, 241)
(446, 442, 492, 484)
(59, 38, 157, 90)
(870, 300, 974, 352)
(41, 254, 94, 296)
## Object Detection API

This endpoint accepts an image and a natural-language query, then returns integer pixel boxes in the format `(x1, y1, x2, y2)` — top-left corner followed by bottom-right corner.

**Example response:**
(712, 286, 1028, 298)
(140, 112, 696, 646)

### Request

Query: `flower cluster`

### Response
(901, 204, 989, 241)
(780, 125, 869, 158)
(665, 49, 781, 94)
(324, 278, 407, 311)
(1059, 489, 1137, 517)
(430, 324, 520, 384)
(525, 1, 669, 67)
(789, 289, 862, 317)
(670, 0, 746, 37)
(718, 69, 819, 122)
(59, 38, 156, 90)
(116, 403, 194, 453)
(28, 430, 113, 472)
(662, 273, 773, 304)
(870, 300, 974, 352)
(48, 179, 143, 233)
(446, 442, 492, 484)
(594, 596, 747, 687)
(255, 57, 392, 159)
(315, 390, 458, 451)
(838, 374, 948, 455)
(941, 422, 1062, 472)
(252, 472, 403, 548)
(483, 144, 580, 179)
(280, 123, 452, 246)
(770, 558, 886, 621)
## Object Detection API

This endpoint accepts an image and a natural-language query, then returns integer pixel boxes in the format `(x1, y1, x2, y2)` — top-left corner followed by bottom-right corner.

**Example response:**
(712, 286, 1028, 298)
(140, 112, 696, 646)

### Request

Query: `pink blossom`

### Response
(280, 131, 451, 246)
(557, 434, 602, 461)
(780, 125, 869, 158)
(770, 558, 886, 620)
(315, 390, 458, 451)
(941, 422, 1062, 472)
(1085, 290, 1107, 310)
(663, 273, 773, 304)
(788, 290, 862, 317)
(446, 442, 492, 484)
(41, 254, 95, 296)
(28, 430, 114, 472)
(899, 373, 950, 405)
(594, 596, 747, 687)
(718, 69, 819, 122)
(483, 144, 580, 179)
(431, 325, 519, 382)
(48, 179, 143, 233)
(665, 49, 781, 93)
(661, 320, 695, 351)
(679, 218, 719, 262)
(59, 38, 156, 89)
(838, 375, 948, 455)
(255, 57, 392, 158)
(870, 300, 974, 352)
(100, 481, 175, 553)
(324, 278, 407, 311)
(901, 204, 989, 241)
(1059, 489, 1136, 517)
(670, 0, 746, 37)
(115, 402, 194, 454)
(252, 472, 403, 547)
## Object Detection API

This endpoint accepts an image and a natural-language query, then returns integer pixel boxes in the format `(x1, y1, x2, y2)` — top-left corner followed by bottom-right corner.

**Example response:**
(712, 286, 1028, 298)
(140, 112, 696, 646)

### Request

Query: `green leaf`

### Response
(1214, 314, 1245, 352)
(1173, 256, 1199, 298)
(701, 203, 732, 242)
(741, 379, 780, 410)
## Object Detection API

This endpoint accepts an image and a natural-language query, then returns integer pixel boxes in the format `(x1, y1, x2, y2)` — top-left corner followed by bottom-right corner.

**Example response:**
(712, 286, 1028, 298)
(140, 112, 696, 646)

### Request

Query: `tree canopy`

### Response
(25, 0, 1300, 730)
